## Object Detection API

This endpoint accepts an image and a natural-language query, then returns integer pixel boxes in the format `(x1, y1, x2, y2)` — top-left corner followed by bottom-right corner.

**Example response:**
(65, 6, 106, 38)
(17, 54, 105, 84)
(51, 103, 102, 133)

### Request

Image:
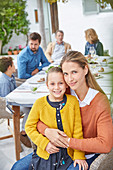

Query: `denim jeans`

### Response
(11, 153, 32, 170)
(11, 153, 99, 170)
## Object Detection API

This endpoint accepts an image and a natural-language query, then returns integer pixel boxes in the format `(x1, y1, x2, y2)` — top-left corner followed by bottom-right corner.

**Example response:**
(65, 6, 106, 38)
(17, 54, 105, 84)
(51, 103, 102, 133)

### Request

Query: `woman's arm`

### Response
(37, 96, 113, 154)
(69, 95, 113, 154)
(37, 121, 69, 148)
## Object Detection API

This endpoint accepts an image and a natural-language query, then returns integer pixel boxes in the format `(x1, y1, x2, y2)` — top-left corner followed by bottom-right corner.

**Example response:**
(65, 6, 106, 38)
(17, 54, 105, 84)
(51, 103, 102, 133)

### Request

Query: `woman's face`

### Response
(62, 61, 88, 92)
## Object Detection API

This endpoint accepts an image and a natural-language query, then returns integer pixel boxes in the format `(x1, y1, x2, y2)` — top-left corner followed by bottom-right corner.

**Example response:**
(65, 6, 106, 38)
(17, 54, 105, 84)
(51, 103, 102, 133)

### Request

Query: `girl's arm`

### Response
(25, 100, 50, 151)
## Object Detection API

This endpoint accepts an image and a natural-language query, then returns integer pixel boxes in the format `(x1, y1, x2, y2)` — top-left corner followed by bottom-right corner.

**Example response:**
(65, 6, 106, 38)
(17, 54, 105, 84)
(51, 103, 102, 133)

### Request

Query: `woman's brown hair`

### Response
(85, 28, 99, 44)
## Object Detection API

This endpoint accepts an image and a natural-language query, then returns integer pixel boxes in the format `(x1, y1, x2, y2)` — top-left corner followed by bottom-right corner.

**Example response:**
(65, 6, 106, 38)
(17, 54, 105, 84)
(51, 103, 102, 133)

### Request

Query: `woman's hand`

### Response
(45, 142, 59, 154)
(45, 128, 69, 148)
(74, 160, 88, 170)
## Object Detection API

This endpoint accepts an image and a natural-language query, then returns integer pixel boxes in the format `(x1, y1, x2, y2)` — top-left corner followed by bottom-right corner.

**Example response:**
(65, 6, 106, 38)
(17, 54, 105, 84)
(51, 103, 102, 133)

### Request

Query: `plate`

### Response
(27, 78, 45, 84)
(28, 81, 45, 84)
(98, 67, 113, 74)
(93, 73, 103, 79)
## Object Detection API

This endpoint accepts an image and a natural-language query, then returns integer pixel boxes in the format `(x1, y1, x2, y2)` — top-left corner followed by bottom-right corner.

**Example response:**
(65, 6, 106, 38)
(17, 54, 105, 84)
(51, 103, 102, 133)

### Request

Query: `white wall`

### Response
(57, 0, 113, 55)
(3, 0, 113, 56)
(26, 0, 39, 32)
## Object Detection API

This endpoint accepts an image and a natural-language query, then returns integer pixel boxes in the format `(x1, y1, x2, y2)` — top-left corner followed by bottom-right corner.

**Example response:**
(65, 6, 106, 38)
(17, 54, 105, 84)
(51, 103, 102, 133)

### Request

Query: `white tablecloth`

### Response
(6, 56, 113, 105)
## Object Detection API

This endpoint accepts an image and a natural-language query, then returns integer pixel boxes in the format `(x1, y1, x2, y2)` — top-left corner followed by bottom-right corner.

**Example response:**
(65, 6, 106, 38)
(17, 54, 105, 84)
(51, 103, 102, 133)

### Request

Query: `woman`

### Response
(37, 51, 113, 169)
(11, 51, 112, 170)
(85, 28, 104, 56)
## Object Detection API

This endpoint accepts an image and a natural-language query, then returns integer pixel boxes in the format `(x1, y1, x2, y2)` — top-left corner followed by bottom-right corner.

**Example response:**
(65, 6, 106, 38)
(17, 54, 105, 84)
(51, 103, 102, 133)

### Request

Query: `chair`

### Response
(0, 97, 14, 140)
(15, 77, 26, 87)
(14, 69, 26, 87)
(90, 148, 113, 170)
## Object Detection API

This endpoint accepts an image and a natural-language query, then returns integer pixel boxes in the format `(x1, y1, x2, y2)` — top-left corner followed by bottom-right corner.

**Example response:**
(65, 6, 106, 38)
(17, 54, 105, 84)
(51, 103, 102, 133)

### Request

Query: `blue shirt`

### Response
(17, 46, 50, 79)
(0, 73, 17, 97)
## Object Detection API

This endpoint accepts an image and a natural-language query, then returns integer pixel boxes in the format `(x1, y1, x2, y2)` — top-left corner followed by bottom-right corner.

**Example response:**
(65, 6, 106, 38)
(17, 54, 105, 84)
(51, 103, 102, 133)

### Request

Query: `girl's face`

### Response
(62, 61, 88, 92)
(46, 72, 67, 102)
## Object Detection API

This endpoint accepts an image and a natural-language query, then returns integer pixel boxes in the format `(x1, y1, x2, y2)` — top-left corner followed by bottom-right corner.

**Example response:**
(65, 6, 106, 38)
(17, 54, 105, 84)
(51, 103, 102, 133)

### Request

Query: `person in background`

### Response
(0, 56, 16, 97)
(45, 30, 71, 63)
(84, 28, 104, 56)
(0, 56, 31, 148)
(17, 32, 50, 79)
(25, 67, 87, 170)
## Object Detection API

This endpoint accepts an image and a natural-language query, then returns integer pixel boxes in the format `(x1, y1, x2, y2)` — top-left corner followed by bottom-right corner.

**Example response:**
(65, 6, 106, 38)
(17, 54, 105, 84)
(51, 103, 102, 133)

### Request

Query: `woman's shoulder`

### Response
(92, 92, 110, 109)
(96, 40, 103, 47)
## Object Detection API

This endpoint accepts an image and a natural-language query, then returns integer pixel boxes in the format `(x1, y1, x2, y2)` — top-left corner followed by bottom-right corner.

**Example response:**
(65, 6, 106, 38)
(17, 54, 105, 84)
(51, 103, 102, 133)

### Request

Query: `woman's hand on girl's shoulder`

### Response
(74, 159, 88, 170)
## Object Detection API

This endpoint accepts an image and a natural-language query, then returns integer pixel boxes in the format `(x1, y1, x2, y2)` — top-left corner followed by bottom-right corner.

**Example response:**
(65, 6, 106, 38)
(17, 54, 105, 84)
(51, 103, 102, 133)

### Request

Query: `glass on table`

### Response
(30, 86, 38, 94)
(89, 47, 96, 58)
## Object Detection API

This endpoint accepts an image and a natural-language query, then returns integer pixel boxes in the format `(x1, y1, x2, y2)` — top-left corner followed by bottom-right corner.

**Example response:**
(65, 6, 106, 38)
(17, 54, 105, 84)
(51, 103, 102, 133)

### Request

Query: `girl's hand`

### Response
(74, 159, 88, 170)
(45, 128, 69, 148)
(45, 142, 59, 154)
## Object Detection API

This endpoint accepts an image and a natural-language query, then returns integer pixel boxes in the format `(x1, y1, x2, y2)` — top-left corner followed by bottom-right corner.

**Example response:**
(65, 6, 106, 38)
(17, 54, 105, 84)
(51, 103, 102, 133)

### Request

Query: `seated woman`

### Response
(84, 28, 104, 56)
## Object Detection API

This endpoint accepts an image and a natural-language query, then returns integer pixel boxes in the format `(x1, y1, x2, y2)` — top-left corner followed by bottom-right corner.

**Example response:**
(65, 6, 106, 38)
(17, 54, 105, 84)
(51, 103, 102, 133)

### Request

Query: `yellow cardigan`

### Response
(25, 94, 85, 160)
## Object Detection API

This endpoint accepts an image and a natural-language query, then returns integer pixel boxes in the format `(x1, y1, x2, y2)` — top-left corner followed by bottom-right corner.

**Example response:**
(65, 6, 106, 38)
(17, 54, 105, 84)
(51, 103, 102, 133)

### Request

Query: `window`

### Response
(34, 10, 38, 23)
(99, 2, 112, 12)
(82, 0, 112, 15)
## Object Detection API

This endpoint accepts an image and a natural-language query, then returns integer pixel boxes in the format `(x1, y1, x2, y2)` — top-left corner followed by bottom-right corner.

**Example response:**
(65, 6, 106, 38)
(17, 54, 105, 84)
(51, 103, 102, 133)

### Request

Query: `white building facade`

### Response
(3, 0, 113, 56)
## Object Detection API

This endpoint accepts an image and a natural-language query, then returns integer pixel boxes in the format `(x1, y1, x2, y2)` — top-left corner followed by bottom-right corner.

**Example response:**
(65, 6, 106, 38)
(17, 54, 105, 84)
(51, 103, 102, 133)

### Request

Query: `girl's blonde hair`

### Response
(85, 28, 98, 44)
(46, 67, 63, 83)
(60, 51, 104, 94)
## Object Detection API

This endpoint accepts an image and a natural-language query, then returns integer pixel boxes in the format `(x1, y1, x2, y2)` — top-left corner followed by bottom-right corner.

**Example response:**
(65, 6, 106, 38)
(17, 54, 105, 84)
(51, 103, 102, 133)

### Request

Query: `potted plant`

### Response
(13, 47, 18, 55)
(18, 45, 23, 53)
(8, 46, 12, 55)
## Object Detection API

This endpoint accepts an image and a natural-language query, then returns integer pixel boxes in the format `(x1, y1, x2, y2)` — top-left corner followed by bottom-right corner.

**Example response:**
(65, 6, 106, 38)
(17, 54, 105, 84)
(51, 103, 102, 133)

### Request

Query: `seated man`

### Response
(45, 30, 71, 63)
(17, 32, 50, 79)
(0, 56, 31, 147)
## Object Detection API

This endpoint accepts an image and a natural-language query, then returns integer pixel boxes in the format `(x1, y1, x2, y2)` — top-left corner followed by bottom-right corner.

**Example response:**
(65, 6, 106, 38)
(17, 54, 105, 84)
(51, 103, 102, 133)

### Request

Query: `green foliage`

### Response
(45, 0, 69, 4)
(45, 66, 54, 73)
(95, 0, 113, 9)
(0, 0, 30, 47)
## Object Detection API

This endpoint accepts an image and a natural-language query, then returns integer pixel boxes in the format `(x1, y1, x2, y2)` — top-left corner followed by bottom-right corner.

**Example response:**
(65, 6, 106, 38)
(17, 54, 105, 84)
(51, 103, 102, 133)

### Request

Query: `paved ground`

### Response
(0, 119, 32, 170)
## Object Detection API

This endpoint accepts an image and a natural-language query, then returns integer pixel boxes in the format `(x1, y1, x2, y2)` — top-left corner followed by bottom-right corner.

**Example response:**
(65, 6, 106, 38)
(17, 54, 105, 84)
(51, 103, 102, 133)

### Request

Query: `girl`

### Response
(25, 67, 88, 170)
